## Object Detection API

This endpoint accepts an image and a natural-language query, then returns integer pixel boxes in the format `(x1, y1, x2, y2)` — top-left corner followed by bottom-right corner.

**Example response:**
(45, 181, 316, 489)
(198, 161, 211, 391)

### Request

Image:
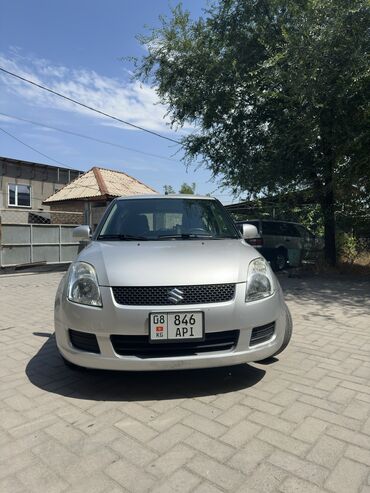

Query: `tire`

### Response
(272, 306, 293, 357)
(273, 248, 288, 271)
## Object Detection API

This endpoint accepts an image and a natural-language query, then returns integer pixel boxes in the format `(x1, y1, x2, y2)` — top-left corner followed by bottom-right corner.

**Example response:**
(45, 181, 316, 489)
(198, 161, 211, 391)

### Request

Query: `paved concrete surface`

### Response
(0, 271, 369, 492)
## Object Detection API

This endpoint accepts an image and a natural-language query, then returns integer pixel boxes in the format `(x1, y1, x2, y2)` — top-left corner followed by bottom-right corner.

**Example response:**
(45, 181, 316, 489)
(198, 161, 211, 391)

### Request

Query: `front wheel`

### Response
(273, 248, 288, 271)
(272, 307, 293, 357)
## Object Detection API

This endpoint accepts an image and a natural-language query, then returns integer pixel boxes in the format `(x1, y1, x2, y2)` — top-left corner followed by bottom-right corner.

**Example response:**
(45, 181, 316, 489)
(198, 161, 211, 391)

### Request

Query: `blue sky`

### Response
(0, 0, 238, 203)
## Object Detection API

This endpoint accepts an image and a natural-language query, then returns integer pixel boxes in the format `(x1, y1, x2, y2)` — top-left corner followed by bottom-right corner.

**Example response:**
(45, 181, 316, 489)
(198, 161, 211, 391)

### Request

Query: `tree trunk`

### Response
(311, 167, 337, 266)
(318, 153, 336, 266)
(318, 127, 337, 266)
(321, 187, 337, 266)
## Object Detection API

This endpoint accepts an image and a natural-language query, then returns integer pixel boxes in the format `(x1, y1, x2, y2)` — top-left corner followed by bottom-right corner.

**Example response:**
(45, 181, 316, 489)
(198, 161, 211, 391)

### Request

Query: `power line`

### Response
(0, 129, 109, 194)
(0, 127, 160, 196)
(0, 126, 73, 168)
(0, 124, 232, 198)
(0, 66, 181, 145)
(0, 111, 179, 163)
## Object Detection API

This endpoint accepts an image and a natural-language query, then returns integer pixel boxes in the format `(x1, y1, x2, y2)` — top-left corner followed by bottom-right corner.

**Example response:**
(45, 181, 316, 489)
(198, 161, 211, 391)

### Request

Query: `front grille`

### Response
(112, 284, 236, 306)
(111, 330, 239, 358)
(250, 322, 275, 346)
(69, 329, 100, 353)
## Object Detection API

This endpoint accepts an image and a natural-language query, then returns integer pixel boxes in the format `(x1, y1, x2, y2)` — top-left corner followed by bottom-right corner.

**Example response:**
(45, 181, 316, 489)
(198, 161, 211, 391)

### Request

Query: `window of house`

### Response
(8, 184, 31, 207)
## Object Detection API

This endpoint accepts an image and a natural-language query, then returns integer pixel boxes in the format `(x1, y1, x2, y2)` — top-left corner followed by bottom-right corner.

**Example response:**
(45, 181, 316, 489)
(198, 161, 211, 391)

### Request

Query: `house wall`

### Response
(48, 201, 85, 225)
(49, 201, 85, 213)
(50, 201, 109, 229)
(0, 157, 81, 211)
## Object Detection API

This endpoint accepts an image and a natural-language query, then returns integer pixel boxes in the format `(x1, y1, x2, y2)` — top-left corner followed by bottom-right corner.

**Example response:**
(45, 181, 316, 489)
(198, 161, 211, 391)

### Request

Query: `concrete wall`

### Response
(0, 157, 81, 211)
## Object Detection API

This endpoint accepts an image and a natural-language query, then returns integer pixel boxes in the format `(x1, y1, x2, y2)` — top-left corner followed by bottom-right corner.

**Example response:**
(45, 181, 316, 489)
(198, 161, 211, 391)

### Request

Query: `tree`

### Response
(179, 182, 196, 194)
(136, 0, 370, 265)
(163, 184, 175, 195)
(163, 182, 197, 194)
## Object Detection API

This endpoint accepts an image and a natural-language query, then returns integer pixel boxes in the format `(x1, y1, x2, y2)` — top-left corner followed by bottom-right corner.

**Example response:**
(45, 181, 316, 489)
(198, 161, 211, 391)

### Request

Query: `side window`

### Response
(296, 225, 313, 240)
(280, 223, 300, 237)
(262, 221, 280, 235)
(8, 184, 31, 207)
(99, 203, 118, 235)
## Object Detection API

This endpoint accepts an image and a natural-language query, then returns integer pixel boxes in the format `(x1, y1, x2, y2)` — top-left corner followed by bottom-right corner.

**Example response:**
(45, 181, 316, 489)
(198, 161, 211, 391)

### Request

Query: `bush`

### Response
(337, 233, 366, 264)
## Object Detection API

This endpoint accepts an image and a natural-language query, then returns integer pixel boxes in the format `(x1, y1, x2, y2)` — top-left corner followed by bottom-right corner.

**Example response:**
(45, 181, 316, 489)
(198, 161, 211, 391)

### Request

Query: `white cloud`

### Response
(0, 52, 178, 134)
(0, 114, 15, 123)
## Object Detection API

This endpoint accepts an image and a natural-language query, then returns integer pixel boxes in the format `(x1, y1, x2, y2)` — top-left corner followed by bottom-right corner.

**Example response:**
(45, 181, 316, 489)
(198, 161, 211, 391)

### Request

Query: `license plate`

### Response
(149, 312, 204, 343)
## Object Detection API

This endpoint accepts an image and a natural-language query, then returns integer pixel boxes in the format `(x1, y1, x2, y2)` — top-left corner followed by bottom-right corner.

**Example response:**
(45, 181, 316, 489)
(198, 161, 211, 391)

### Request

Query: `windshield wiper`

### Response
(158, 233, 214, 240)
(98, 234, 148, 241)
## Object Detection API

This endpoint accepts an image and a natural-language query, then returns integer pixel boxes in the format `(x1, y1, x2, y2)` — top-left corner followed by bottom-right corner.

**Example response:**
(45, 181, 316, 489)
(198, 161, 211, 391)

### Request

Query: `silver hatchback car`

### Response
(55, 195, 292, 371)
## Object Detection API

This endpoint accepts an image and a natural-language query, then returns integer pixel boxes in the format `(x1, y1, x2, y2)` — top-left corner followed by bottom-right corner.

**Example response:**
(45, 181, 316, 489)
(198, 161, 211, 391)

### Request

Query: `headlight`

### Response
(246, 257, 274, 302)
(67, 262, 102, 307)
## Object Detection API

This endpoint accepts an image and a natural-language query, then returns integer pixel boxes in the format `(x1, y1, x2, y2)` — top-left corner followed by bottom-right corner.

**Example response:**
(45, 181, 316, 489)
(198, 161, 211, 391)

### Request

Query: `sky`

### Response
(0, 0, 238, 204)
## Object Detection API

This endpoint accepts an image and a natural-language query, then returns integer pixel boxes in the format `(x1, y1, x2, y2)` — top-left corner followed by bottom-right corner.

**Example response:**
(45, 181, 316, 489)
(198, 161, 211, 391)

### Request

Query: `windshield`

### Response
(96, 198, 240, 241)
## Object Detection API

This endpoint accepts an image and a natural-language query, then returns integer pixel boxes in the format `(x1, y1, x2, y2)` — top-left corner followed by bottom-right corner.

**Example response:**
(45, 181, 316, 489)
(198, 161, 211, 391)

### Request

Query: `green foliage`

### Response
(337, 233, 365, 264)
(163, 184, 176, 195)
(163, 182, 196, 194)
(291, 205, 324, 236)
(179, 182, 196, 194)
(136, 0, 370, 265)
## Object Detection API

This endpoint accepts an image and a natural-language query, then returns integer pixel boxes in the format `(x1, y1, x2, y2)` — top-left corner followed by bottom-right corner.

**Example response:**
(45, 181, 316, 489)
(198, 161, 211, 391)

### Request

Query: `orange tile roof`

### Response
(44, 167, 157, 203)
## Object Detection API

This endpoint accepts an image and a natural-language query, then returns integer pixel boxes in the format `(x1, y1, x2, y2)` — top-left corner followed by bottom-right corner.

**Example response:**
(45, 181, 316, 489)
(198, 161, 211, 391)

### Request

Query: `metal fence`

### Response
(0, 209, 83, 268)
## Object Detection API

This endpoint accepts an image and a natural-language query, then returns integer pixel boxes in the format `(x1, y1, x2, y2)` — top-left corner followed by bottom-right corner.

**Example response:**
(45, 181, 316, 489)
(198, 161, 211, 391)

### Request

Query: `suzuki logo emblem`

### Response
(168, 288, 184, 304)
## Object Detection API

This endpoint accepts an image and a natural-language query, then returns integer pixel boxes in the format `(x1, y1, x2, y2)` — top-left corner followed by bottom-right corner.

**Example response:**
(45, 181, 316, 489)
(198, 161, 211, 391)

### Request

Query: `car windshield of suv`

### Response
(97, 198, 240, 241)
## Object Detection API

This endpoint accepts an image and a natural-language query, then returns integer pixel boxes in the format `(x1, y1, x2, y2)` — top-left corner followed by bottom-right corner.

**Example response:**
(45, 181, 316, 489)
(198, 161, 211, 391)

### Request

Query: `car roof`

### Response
(116, 194, 216, 201)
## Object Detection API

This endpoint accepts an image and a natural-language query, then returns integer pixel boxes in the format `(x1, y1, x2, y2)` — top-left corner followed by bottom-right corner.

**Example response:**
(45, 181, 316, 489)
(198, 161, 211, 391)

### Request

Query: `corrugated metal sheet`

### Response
(44, 167, 157, 203)
(0, 223, 80, 267)
(100, 168, 156, 196)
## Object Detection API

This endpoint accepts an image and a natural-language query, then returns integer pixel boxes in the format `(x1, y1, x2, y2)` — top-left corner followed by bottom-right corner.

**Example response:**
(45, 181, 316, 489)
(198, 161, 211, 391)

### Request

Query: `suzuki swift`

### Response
(55, 195, 292, 370)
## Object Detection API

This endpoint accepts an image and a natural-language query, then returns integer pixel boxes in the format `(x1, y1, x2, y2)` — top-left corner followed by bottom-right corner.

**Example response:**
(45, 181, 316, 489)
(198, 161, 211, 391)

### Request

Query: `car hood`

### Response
(77, 239, 260, 286)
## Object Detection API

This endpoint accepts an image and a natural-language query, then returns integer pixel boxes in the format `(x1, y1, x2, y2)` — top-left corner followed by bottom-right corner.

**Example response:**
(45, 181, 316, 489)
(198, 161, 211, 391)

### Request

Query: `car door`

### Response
(278, 222, 302, 267)
(295, 225, 320, 262)
(261, 221, 280, 251)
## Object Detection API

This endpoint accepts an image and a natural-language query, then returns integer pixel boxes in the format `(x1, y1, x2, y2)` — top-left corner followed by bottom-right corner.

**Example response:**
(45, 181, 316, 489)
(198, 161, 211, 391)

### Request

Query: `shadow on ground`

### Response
(278, 273, 370, 318)
(26, 334, 266, 401)
(0, 264, 69, 276)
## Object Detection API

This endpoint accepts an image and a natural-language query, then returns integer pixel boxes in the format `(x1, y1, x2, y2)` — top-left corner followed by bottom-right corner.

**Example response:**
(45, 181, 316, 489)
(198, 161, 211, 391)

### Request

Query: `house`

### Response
(0, 162, 156, 268)
(0, 156, 82, 223)
(43, 166, 157, 229)
(0, 156, 83, 267)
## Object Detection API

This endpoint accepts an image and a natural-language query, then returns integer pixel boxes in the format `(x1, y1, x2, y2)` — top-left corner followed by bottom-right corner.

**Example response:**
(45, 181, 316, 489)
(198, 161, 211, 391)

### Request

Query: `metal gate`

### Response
(0, 223, 80, 267)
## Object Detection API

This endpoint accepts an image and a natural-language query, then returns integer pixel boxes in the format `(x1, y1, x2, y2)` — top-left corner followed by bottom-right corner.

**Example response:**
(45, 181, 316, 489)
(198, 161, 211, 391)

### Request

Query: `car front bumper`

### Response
(55, 280, 292, 371)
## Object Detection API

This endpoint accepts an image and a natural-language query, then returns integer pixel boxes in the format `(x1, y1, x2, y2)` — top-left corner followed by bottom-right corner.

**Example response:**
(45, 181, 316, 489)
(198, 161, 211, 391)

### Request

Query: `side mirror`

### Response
(242, 224, 258, 239)
(73, 225, 91, 240)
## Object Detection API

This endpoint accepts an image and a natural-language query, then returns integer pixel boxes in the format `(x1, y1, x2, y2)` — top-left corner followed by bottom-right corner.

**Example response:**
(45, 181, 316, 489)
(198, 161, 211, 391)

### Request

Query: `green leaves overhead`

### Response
(136, 0, 370, 264)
